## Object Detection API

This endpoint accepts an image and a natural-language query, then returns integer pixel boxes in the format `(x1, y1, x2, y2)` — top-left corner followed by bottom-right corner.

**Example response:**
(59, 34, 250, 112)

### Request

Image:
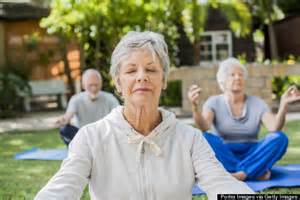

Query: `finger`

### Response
(191, 92, 200, 99)
(189, 84, 199, 91)
(191, 95, 200, 103)
(191, 88, 202, 96)
(189, 88, 201, 96)
(286, 85, 297, 94)
(192, 84, 201, 90)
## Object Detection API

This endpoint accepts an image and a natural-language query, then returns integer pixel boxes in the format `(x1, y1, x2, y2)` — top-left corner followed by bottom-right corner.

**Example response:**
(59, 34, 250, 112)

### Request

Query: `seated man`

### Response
(56, 69, 119, 145)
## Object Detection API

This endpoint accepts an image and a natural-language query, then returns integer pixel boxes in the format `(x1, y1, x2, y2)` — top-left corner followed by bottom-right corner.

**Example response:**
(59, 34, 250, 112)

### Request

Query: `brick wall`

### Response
(168, 64, 300, 112)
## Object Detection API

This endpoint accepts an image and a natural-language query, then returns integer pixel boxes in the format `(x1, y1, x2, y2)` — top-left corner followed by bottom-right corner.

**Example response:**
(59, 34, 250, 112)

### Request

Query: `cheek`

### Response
(118, 76, 132, 94)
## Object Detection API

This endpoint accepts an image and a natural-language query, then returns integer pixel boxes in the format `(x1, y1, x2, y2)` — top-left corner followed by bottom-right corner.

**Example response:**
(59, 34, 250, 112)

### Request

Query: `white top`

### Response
(67, 91, 119, 127)
(35, 106, 254, 200)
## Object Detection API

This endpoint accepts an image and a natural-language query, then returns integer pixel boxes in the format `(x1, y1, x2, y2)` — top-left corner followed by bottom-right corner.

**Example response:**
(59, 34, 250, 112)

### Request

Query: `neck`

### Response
(224, 91, 245, 104)
(123, 102, 161, 136)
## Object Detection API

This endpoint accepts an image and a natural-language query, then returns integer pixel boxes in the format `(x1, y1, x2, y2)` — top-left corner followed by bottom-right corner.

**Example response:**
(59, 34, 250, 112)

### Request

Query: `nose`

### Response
(137, 69, 149, 82)
(234, 74, 242, 80)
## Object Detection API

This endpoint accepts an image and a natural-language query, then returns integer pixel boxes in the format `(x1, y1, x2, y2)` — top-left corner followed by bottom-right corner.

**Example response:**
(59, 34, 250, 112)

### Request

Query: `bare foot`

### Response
(256, 170, 271, 181)
(231, 171, 247, 181)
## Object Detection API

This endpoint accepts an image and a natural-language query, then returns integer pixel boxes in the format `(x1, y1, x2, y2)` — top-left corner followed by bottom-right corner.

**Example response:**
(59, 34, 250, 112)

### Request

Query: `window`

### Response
(199, 30, 232, 63)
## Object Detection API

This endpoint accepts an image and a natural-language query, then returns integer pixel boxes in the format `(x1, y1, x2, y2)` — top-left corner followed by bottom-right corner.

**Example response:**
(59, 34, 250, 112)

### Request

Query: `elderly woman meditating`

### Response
(188, 57, 300, 181)
(35, 32, 253, 200)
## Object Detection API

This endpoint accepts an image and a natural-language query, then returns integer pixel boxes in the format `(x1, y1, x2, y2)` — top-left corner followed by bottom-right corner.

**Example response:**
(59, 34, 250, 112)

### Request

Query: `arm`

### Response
(56, 95, 77, 127)
(192, 131, 254, 199)
(35, 127, 92, 200)
(188, 85, 213, 131)
(262, 86, 300, 132)
(56, 111, 76, 126)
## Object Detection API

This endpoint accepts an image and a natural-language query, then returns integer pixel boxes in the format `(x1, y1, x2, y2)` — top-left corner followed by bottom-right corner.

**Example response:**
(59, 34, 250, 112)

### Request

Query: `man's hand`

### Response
(55, 116, 68, 127)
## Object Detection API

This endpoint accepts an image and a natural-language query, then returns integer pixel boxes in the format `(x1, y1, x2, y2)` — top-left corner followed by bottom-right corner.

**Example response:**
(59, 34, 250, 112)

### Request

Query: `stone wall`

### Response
(168, 64, 300, 113)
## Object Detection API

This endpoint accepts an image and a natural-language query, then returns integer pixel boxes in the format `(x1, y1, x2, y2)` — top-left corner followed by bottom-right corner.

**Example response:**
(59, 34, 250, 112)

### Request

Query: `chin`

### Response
(132, 96, 156, 107)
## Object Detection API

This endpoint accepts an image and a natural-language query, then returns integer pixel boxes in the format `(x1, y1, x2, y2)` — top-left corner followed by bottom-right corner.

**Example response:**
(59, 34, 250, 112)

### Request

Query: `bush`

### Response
(272, 76, 300, 100)
(160, 80, 182, 107)
(0, 67, 31, 118)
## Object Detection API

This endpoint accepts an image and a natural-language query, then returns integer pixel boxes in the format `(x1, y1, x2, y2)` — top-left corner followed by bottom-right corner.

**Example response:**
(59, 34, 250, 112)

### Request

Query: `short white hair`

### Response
(110, 31, 170, 86)
(82, 69, 102, 85)
(216, 57, 248, 91)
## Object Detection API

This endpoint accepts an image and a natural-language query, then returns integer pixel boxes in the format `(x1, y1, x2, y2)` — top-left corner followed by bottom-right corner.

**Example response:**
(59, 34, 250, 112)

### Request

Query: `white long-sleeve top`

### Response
(35, 106, 254, 200)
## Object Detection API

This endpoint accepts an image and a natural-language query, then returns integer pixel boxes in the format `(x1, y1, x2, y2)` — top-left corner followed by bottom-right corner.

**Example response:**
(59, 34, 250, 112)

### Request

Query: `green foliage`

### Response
(0, 63, 31, 118)
(272, 76, 300, 100)
(218, 0, 252, 37)
(40, 0, 181, 92)
(40, 0, 253, 91)
(160, 80, 182, 107)
(182, 0, 251, 45)
(247, 0, 284, 24)
(23, 32, 41, 52)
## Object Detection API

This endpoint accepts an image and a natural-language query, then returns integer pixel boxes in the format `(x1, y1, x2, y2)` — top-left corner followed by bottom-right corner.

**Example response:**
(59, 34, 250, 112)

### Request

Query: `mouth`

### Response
(133, 88, 151, 93)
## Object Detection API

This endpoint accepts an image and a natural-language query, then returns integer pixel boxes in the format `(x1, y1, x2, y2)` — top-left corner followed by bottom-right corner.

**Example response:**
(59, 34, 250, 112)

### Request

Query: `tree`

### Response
(41, 0, 180, 93)
(246, 0, 284, 60)
(182, 0, 252, 64)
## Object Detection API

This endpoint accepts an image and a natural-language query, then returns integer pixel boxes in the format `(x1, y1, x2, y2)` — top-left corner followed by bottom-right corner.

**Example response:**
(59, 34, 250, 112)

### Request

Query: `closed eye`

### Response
(126, 69, 136, 74)
(146, 68, 156, 72)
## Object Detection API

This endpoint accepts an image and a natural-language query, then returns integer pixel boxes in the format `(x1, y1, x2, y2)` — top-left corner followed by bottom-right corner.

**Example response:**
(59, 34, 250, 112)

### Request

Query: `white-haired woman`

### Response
(35, 32, 253, 200)
(188, 57, 300, 181)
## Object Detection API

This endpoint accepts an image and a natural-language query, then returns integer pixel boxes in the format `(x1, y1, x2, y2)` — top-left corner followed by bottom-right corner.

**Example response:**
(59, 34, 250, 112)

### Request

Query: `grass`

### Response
(0, 121, 300, 199)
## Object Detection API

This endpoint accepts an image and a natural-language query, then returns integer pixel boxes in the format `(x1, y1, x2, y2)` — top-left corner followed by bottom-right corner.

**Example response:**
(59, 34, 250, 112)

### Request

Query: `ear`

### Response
(163, 82, 167, 90)
(162, 78, 167, 90)
(115, 77, 122, 94)
(81, 80, 86, 90)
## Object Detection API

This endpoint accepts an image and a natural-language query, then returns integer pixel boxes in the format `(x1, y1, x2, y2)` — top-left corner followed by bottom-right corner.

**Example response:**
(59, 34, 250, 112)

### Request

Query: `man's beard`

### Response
(88, 92, 99, 101)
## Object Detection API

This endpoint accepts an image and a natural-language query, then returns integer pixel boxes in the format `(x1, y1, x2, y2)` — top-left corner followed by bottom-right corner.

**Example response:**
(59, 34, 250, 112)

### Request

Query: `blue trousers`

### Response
(203, 131, 288, 180)
(59, 124, 79, 146)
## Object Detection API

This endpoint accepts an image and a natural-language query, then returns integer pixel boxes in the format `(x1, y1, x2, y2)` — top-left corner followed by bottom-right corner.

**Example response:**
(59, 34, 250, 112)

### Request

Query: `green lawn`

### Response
(0, 121, 300, 199)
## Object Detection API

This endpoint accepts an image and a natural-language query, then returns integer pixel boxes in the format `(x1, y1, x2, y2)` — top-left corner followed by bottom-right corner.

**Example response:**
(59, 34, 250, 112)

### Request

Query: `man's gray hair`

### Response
(216, 57, 248, 91)
(82, 69, 102, 84)
(110, 31, 170, 85)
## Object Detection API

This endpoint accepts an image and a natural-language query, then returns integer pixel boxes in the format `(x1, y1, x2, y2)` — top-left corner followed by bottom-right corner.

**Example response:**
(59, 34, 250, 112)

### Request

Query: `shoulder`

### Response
(100, 91, 118, 100)
(68, 92, 86, 105)
(247, 95, 267, 105)
(70, 92, 86, 100)
(174, 121, 203, 142)
(206, 94, 222, 103)
(204, 94, 223, 109)
(78, 116, 113, 144)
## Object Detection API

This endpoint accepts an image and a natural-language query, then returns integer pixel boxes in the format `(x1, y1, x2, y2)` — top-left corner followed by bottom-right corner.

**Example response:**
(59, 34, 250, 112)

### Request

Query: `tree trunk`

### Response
(265, 4, 279, 60)
(268, 23, 279, 60)
(79, 43, 86, 73)
(193, 42, 200, 65)
(60, 37, 75, 95)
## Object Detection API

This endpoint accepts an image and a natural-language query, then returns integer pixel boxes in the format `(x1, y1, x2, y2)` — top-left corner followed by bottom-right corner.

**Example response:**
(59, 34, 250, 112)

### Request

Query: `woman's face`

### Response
(224, 66, 245, 93)
(117, 48, 164, 107)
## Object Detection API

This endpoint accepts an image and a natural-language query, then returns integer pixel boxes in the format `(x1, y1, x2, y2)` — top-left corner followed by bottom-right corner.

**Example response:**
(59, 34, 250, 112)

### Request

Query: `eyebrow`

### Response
(147, 61, 155, 65)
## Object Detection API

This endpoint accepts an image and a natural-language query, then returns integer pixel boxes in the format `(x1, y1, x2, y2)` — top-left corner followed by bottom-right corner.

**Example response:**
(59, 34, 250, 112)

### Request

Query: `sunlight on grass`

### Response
(286, 147, 300, 154)
(1, 122, 300, 200)
(9, 139, 25, 146)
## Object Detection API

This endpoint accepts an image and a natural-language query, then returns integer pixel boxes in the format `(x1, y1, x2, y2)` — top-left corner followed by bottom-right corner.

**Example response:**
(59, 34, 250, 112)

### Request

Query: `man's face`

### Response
(83, 74, 102, 100)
